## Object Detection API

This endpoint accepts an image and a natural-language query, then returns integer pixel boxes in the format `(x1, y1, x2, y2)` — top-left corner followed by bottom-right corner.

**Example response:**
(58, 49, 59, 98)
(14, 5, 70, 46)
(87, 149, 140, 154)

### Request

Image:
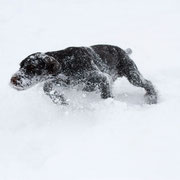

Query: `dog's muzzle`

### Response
(10, 76, 23, 88)
(10, 70, 37, 90)
(10, 73, 25, 90)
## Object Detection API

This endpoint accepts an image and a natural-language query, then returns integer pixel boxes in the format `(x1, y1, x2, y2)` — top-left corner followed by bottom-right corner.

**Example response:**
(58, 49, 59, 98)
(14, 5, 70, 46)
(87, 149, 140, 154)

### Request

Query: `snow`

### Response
(0, 0, 180, 179)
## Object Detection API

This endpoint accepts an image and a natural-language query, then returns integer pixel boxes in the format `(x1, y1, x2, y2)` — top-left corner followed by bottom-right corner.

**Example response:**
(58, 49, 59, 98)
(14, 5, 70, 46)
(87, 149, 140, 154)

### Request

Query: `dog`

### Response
(10, 44, 158, 105)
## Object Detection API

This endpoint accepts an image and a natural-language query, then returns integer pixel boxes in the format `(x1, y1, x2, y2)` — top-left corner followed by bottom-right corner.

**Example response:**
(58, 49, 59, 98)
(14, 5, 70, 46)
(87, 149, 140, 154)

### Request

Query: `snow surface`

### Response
(0, 0, 180, 179)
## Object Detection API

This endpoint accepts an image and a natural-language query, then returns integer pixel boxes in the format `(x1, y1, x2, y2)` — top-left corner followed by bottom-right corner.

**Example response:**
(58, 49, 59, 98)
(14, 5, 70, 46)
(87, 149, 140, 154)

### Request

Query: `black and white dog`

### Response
(10, 45, 157, 104)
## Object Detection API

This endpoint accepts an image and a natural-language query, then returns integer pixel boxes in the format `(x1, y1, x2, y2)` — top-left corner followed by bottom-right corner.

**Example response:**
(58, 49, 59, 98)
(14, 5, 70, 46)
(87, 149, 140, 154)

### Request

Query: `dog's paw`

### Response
(144, 93, 158, 104)
(50, 91, 69, 105)
(52, 98, 69, 105)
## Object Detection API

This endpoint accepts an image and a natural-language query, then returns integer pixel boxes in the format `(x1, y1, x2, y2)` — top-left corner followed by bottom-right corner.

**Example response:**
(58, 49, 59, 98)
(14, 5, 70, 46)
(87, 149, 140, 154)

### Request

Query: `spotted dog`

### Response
(10, 45, 158, 104)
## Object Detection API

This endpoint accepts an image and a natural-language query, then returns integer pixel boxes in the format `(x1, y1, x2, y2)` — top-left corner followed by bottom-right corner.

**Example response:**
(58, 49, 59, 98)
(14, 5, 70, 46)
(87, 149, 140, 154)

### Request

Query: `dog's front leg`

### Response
(43, 80, 68, 105)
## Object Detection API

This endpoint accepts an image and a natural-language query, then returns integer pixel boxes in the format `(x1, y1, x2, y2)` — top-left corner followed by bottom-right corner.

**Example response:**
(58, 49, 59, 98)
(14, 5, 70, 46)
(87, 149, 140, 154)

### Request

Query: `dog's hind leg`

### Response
(121, 57, 158, 104)
(43, 79, 68, 105)
(84, 71, 113, 99)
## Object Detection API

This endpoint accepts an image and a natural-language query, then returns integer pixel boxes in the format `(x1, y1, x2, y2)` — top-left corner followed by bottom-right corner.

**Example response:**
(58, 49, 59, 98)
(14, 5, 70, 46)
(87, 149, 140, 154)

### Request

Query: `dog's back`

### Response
(46, 44, 128, 77)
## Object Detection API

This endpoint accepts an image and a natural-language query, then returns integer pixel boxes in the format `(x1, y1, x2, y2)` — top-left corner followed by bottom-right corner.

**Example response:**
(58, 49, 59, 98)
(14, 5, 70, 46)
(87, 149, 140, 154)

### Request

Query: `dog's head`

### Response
(10, 52, 60, 90)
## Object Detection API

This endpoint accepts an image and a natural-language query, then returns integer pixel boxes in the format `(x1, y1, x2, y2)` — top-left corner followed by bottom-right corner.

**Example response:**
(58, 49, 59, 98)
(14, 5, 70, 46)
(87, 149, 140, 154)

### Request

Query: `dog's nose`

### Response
(11, 76, 20, 86)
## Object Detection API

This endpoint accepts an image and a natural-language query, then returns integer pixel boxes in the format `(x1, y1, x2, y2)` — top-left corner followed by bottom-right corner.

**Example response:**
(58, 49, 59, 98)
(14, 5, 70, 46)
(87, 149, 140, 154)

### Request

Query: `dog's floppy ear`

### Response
(44, 56, 61, 74)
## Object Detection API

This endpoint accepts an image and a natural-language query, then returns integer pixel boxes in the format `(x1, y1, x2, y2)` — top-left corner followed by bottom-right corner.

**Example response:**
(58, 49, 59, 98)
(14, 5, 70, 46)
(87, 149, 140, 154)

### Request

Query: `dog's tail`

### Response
(125, 48, 132, 55)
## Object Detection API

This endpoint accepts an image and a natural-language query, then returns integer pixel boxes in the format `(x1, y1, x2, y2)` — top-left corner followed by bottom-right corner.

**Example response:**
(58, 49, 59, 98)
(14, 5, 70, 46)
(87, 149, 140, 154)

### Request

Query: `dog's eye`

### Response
(25, 65, 42, 75)
(26, 65, 35, 70)
(25, 65, 36, 74)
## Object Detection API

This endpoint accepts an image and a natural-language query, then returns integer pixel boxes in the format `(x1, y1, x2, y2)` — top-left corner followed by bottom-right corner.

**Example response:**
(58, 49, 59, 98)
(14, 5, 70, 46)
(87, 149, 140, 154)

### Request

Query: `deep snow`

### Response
(0, 0, 180, 179)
